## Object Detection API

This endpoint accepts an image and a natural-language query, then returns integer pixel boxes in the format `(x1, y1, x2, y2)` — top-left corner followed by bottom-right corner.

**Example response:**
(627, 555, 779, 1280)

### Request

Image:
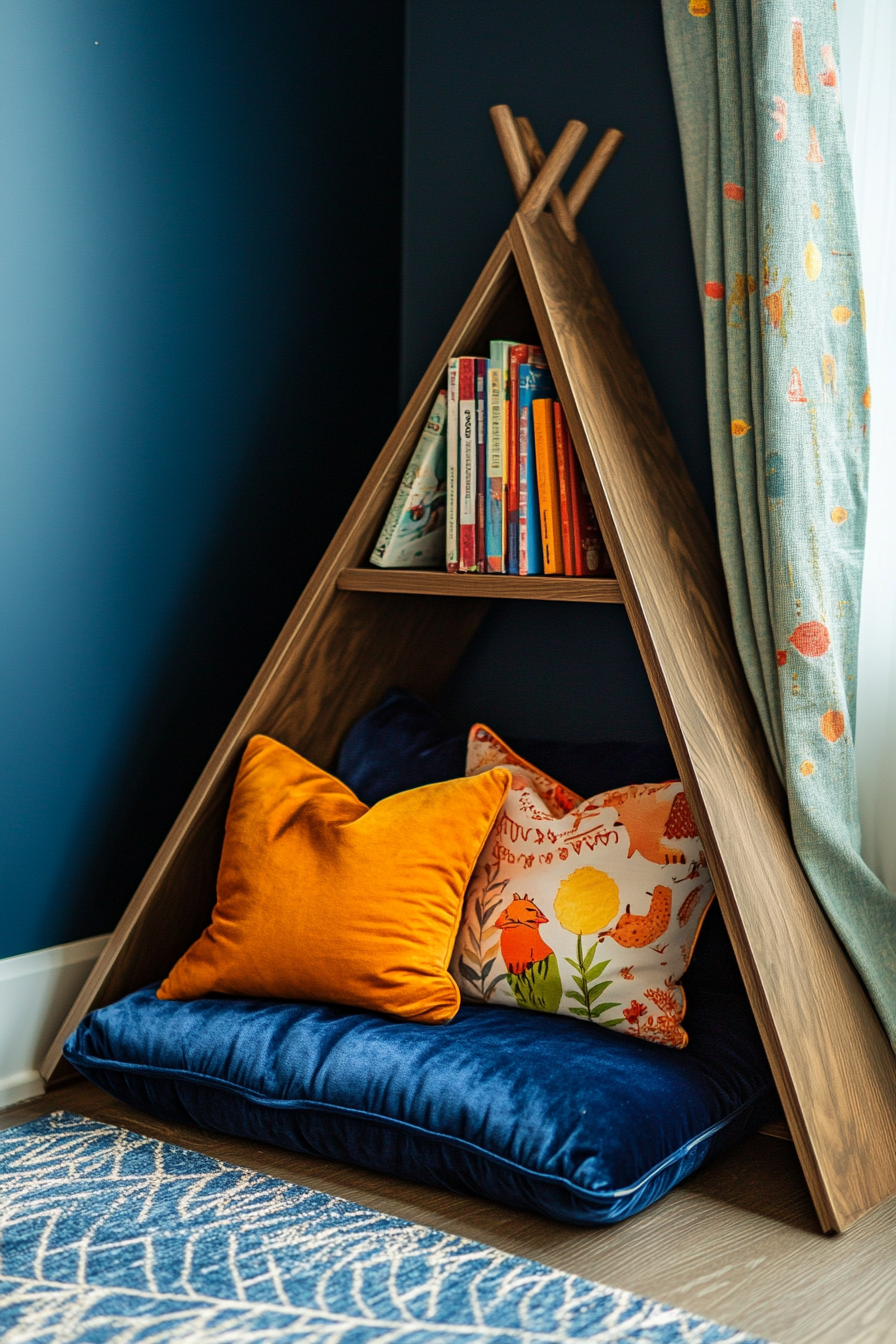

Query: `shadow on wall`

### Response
(401, 0, 709, 745)
(0, 0, 404, 959)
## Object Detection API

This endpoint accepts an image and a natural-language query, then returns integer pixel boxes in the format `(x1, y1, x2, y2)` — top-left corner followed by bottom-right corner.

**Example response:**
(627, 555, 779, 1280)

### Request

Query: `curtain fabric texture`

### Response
(848, 0, 896, 894)
(661, 0, 896, 1047)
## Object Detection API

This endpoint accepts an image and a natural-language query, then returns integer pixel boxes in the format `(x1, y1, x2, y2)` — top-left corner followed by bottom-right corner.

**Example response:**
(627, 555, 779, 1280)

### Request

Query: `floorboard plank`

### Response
(3, 1081, 894, 1344)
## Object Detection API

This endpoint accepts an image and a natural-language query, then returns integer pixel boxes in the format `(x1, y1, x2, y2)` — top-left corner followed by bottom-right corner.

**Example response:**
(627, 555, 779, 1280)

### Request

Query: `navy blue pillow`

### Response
(337, 689, 678, 805)
(336, 690, 467, 803)
(65, 985, 776, 1225)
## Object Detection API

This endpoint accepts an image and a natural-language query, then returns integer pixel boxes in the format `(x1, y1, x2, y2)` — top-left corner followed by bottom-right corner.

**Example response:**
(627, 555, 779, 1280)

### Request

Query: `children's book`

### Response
(487, 339, 515, 572)
(578, 481, 611, 577)
(370, 390, 448, 569)
(553, 400, 575, 575)
(507, 344, 546, 574)
(475, 357, 488, 571)
(446, 360, 459, 572)
(518, 364, 554, 576)
(486, 363, 504, 572)
(458, 357, 478, 572)
(532, 398, 564, 574)
(555, 402, 609, 577)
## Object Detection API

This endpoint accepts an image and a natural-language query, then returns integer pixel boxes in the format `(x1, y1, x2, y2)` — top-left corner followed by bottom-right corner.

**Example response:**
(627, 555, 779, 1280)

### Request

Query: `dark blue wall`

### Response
(401, 0, 710, 744)
(0, 0, 404, 959)
(1, 0, 709, 959)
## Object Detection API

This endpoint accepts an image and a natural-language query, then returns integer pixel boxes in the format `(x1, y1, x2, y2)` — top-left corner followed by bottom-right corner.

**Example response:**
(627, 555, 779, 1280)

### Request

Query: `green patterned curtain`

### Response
(661, 0, 896, 1047)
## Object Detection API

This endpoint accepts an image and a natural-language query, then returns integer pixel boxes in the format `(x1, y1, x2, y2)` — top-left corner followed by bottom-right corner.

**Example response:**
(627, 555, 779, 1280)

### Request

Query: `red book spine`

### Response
(566, 421, 586, 577)
(569, 448, 608, 577)
(458, 358, 477, 572)
(553, 403, 574, 576)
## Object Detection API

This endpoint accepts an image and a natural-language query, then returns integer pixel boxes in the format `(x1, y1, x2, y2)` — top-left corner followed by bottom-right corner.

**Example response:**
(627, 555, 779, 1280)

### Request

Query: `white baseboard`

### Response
(0, 934, 109, 1110)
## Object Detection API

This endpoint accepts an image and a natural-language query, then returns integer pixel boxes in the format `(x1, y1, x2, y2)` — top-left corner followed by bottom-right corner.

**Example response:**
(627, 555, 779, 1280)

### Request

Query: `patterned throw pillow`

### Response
(451, 726, 715, 1048)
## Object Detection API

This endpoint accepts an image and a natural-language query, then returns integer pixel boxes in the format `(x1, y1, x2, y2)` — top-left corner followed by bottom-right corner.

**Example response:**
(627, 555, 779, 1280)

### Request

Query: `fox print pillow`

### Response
(451, 726, 715, 1048)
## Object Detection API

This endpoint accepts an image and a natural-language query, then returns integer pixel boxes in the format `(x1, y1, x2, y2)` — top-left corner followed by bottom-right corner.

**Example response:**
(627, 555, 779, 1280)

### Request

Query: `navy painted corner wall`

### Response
(401, 0, 711, 745)
(1, 1, 709, 960)
(0, 1, 404, 959)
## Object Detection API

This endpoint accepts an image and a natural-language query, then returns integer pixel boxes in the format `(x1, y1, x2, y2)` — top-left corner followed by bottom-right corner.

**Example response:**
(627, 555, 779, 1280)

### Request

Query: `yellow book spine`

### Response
(532, 399, 564, 574)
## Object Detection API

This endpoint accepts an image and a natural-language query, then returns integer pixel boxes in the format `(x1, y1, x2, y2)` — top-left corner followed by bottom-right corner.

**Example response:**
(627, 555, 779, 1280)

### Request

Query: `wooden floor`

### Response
(3, 1080, 895, 1344)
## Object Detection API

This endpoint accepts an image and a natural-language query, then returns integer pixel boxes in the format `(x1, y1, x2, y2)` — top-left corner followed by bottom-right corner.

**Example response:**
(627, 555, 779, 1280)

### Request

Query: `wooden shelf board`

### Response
(336, 567, 624, 603)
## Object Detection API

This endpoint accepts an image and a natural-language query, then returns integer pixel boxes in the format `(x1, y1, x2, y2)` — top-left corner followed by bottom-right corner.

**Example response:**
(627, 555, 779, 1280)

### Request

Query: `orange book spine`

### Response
(532, 398, 564, 573)
(553, 402, 575, 576)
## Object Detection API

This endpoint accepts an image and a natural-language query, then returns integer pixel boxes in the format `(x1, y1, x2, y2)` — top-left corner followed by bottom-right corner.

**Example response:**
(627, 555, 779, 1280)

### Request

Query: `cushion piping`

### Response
(65, 1041, 775, 1205)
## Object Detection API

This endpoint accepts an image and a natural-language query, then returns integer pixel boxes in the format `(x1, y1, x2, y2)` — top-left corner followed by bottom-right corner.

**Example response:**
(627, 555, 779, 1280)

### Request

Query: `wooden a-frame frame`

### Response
(44, 111, 896, 1235)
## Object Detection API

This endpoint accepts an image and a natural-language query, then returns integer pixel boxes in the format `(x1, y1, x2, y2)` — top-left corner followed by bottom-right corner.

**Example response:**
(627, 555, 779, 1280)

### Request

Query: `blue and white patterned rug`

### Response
(0, 1112, 768, 1343)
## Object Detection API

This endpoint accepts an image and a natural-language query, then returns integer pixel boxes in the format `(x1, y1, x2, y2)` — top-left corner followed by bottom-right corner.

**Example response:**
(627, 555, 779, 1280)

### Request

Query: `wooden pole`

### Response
(518, 120, 588, 223)
(515, 116, 577, 243)
(567, 128, 624, 219)
(489, 105, 531, 202)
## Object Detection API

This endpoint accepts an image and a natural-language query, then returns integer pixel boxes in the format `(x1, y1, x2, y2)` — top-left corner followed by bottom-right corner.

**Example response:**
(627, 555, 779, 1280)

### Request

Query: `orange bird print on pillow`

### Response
(495, 897, 562, 1013)
(601, 785, 696, 866)
(600, 885, 673, 949)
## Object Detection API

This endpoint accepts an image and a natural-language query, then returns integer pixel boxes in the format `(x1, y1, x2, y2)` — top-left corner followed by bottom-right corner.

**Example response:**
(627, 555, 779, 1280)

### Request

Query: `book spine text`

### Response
(446, 360, 459, 572)
(486, 364, 504, 572)
(458, 358, 477, 572)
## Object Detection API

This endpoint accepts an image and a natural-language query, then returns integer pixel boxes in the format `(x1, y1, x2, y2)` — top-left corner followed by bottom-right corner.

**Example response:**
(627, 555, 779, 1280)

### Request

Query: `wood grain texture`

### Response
(567, 129, 625, 219)
(518, 120, 587, 223)
(337, 569, 623, 603)
(509, 209, 896, 1233)
(41, 234, 524, 1083)
(7, 1080, 896, 1344)
(489, 105, 531, 202)
(515, 116, 577, 243)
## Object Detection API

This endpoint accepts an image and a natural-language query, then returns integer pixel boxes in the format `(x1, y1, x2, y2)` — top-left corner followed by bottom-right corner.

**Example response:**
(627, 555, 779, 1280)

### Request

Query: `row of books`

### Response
(370, 341, 610, 576)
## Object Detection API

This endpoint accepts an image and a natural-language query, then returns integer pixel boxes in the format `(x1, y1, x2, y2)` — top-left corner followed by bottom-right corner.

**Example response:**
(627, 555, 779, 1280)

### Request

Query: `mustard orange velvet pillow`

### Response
(158, 735, 510, 1023)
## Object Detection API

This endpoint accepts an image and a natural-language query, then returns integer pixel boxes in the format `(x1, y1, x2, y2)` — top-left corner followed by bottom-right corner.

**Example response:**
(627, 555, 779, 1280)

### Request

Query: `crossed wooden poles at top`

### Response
(490, 106, 624, 242)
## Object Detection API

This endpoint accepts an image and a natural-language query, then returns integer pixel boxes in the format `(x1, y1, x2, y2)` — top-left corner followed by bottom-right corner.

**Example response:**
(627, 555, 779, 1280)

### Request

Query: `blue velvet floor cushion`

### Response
(65, 982, 776, 1225)
(337, 689, 679, 806)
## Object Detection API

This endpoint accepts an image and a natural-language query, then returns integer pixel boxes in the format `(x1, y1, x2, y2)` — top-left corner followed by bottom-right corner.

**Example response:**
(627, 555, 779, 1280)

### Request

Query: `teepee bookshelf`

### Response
(44, 109, 896, 1235)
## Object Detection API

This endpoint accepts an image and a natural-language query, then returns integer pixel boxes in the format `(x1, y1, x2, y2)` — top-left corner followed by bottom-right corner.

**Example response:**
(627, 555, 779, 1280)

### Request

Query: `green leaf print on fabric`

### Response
(563, 939, 622, 1025)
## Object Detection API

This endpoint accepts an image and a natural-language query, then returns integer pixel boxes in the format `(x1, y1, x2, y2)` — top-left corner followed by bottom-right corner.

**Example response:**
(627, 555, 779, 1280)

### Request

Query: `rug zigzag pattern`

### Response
(0, 1112, 766, 1343)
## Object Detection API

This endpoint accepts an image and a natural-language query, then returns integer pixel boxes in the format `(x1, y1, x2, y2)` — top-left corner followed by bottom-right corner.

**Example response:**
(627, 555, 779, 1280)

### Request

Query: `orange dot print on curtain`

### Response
(821, 710, 845, 743)
(789, 621, 831, 657)
(660, 0, 896, 1050)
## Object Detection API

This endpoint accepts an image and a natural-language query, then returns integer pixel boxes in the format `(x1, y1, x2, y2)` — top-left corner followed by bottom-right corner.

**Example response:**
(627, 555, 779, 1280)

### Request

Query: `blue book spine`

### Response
(487, 341, 515, 572)
(518, 365, 554, 576)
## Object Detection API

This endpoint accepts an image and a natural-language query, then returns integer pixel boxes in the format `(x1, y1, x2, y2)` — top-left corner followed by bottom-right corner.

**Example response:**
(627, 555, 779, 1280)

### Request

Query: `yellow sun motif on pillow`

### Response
(554, 868, 620, 936)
